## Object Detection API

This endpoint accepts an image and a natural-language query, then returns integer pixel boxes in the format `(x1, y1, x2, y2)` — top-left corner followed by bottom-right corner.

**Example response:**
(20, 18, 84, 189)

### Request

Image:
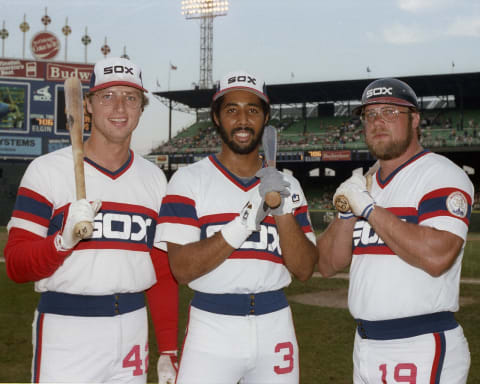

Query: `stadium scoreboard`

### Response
(0, 58, 93, 160)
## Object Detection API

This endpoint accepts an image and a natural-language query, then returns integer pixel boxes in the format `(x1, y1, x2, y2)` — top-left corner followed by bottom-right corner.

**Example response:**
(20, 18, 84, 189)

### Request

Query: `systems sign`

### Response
(0, 58, 93, 159)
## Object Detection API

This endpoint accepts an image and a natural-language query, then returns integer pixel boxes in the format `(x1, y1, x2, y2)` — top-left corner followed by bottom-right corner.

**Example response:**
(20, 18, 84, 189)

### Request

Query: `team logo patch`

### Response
(446, 191, 468, 218)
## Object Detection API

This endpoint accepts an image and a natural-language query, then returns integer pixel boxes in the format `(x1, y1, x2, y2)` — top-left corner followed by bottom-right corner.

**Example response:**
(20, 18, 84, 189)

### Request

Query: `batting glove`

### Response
(55, 199, 101, 251)
(157, 350, 178, 384)
(269, 189, 303, 216)
(255, 167, 291, 200)
(221, 189, 269, 249)
(333, 173, 375, 219)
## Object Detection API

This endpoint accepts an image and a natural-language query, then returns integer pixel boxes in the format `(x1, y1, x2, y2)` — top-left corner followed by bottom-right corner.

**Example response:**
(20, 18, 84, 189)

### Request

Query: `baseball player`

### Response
(156, 70, 317, 384)
(4, 57, 178, 383)
(317, 78, 473, 383)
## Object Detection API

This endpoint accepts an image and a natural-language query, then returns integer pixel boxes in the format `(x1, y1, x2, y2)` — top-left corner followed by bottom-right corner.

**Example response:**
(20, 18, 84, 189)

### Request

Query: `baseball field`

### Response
(0, 227, 479, 383)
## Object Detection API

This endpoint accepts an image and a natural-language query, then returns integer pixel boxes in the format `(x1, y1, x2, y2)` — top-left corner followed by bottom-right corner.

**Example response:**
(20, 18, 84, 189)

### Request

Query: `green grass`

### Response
(1, 234, 480, 383)
(462, 235, 480, 278)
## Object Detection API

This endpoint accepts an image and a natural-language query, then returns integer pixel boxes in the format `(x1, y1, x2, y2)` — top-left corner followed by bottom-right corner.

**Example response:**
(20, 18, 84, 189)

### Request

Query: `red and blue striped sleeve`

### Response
(158, 194, 200, 228)
(11, 187, 53, 229)
(418, 187, 472, 227)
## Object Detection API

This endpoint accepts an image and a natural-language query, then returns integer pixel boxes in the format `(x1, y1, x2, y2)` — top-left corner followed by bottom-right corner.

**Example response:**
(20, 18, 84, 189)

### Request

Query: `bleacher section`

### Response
(151, 108, 480, 154)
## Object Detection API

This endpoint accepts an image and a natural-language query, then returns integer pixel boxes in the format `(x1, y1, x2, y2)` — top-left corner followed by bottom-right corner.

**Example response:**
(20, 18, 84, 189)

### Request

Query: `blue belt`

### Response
(191, 290, 288, 316)
(355, 311, 458, 340)
(38, 291, 145, 317)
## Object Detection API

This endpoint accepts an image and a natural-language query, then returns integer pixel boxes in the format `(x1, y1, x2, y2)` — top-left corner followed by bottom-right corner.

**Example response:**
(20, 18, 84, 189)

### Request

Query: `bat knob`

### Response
(334, 195, 350, 213)
(265, 191, 281, 209)
(74, 221, 93, 239)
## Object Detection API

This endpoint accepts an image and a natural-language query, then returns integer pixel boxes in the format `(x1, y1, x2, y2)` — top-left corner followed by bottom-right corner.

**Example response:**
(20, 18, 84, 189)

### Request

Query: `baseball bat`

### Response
(64, 76, 93, 239)
(334, 160, 380, 213)
(261, 125, 281, 209)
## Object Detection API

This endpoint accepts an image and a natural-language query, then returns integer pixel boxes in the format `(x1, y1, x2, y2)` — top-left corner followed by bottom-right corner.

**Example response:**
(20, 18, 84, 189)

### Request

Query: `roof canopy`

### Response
(153, 72, 480, 109)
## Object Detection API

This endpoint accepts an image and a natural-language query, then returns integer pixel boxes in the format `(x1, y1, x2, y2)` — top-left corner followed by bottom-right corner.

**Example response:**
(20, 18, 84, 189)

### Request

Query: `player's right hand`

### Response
(157, 350, 178, 384)
(240, 188, 270, 231)
(55, 199, 101, 251)
(221, 189, 269, 249)
(333, 173, 375, 219)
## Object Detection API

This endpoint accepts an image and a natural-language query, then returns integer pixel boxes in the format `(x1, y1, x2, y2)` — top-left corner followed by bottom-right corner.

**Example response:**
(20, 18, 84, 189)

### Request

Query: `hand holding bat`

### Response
(64, 76, 94, 239)
(333, 161, 380, 215)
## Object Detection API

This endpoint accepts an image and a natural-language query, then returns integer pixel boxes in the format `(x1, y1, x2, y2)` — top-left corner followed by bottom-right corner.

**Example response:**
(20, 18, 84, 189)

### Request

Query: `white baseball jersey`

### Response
(7, 146, 166, 295)
(157, 154, 313, 384)
(349, 150, 474, 321)
(156, 154, 315, 294)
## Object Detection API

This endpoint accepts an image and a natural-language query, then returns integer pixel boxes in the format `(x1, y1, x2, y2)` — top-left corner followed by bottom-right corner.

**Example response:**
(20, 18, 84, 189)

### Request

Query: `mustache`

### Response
(231, 127, 255, 135)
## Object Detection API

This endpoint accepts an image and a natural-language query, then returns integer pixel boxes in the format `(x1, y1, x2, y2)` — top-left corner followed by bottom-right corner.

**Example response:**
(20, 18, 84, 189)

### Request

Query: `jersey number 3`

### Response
(274, 342, 294, 374)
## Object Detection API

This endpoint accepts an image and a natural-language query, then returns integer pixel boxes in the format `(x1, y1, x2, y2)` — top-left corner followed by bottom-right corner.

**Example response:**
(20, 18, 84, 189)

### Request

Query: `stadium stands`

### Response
(152, 108, 480, 154)
(149, 107, 480, 214)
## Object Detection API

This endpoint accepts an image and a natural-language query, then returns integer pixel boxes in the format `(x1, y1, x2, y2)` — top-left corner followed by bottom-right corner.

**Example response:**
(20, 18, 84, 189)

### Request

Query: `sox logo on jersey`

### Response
(92, 212, 153, 242)
(206, 223, 281, 254)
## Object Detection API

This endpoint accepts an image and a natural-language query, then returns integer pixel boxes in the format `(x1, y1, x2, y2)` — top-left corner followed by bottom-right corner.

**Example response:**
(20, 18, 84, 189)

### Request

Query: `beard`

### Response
(217, 123, 265, 155)
(366, 119, 414, 160)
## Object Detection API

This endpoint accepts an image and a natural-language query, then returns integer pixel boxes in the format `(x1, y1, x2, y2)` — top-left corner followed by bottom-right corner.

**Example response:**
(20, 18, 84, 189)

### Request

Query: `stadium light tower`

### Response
(181, 0, 228, 89)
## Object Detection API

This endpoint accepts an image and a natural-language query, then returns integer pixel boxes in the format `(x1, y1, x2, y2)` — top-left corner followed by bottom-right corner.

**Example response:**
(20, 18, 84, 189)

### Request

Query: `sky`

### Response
(1, 0, 480, 154)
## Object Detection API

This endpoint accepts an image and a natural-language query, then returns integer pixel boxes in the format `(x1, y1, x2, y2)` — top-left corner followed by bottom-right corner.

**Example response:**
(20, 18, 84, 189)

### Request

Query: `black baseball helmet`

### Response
(352, 78, 419, 116)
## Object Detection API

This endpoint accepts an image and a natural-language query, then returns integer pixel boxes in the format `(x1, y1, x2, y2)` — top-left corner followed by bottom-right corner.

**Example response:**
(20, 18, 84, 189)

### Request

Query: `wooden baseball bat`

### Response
(262, 125, 282, 209)
(64, 76, 93, 239)
(334, 160, 380, 213)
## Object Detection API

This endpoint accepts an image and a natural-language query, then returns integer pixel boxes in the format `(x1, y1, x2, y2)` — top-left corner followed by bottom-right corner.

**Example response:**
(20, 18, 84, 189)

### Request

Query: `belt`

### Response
(355, 311, 458, 340)
(38, 291, 145, 317)
(191, 289, 288, 316)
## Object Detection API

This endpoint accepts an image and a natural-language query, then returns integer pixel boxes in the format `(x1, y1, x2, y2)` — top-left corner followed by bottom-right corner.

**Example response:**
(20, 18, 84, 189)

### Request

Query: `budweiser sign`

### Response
(46, 63, 93, 83)
(31, 32, 61, 60)
(322, 150, 352, 161)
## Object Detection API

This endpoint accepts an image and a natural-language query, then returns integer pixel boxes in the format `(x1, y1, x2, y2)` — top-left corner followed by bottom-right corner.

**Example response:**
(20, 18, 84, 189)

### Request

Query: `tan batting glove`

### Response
(54, 199, 101, 251)
(157, 350, 178, 384)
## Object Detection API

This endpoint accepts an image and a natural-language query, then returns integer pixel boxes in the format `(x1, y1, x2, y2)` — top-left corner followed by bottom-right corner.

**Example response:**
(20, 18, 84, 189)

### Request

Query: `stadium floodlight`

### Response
(181, 0, 229, 89)
(181, 0, 229, 18)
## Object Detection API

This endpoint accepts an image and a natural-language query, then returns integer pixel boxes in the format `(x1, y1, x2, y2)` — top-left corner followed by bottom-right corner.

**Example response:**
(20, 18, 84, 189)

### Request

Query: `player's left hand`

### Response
(157, 350, 178, 384)
(55, 199, 101, 251)
(256, 167, 291, 200)
(269, 190, 302, 216)
(333, 173, 375, 219)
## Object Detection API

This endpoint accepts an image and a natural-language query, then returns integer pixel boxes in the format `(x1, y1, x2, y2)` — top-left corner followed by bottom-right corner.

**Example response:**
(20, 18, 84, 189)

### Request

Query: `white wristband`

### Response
(54, 233, 72, 252)
(221, 216, 252, 249)
(338, 212, 355, 220)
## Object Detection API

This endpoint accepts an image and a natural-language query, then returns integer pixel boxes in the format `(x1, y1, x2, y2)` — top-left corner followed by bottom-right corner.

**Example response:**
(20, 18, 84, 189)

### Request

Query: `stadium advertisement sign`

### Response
(304, 150, 352, 162)
(321, 150, 351, 161)
(31, 32, 61, 60)
(0, 58, 93, 159)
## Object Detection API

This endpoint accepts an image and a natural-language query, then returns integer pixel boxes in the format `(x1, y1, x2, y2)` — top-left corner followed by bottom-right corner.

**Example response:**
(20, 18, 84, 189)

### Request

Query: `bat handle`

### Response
(74, 221, 93, 239)
(265, 191, 282, 209)
(334, 174, 374, 213)
(366, 174, 373, 192)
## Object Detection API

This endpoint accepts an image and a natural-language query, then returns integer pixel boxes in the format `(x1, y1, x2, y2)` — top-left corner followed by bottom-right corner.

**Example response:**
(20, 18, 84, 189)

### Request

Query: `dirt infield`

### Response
(289, 289, 476, 309)
(289, 289, 348, 308)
